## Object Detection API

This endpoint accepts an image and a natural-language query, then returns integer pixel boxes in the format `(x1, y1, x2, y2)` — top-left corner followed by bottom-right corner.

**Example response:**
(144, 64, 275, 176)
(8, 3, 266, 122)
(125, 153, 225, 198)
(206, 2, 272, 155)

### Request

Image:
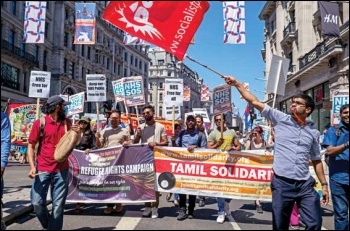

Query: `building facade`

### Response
(147, 47, 208, 120)
(259, 1, 349, 131)
(1, 1, 150, 114)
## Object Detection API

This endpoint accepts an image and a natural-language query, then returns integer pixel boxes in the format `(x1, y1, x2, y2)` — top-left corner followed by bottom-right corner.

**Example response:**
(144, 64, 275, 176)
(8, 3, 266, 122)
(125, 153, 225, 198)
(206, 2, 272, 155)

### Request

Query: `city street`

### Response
(3, 161, 335, 230)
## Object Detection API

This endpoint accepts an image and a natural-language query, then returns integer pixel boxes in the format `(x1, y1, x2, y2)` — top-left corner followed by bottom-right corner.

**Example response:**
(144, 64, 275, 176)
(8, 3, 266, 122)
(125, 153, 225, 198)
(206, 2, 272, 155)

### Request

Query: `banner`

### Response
(319, 1, 340, 37)
(7, 103, 43, 145)
(164, 105, 181, 121)
(266, 54, 290, 96)
(124, 76, 145, 107)
(66, 144, 156, 203)
(183, 85, 190, 102)
(164, 78, 183, 107)
(23, 1, 46, 43)
(86, 74, 107, 102)
(102, 1, 210, 60)
(331, 89, 349, 125)
(74, 3, 96, 44)
(154, 147, 273, 200)
(123, 32, 146, 45)
(201, 85, 210, 101)
(223, 1, 245, 44)
(66, 92, 85, 117)
(28, 71, 51, 98)
(213, 85, 232, 115)
(112, 79, 125, 103)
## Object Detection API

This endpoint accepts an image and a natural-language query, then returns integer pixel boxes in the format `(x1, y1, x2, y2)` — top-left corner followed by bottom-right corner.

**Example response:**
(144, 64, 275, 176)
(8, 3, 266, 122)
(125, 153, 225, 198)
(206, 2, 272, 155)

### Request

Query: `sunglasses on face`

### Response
(79, 121, 88, 125)
(143, 111, 151, 115)
(215, 119, 222, 122)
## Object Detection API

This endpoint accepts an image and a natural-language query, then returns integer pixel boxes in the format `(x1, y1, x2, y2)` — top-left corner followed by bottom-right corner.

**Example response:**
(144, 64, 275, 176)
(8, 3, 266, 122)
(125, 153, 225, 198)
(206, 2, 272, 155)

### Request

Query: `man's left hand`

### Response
(321, 186, 330, 206)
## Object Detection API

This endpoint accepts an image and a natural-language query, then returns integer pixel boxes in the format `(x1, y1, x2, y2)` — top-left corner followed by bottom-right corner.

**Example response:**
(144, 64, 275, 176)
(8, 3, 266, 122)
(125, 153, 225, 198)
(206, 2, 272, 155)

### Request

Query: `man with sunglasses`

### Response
(207, 113, 241, 223)
(322, 104, 349, 230)
(133, 105, 168, 219)
(225, 76, 329, 230)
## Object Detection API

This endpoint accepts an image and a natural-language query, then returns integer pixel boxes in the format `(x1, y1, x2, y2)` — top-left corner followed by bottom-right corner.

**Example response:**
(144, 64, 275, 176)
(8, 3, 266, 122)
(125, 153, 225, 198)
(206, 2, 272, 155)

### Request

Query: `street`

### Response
(3, 161, 335, 230)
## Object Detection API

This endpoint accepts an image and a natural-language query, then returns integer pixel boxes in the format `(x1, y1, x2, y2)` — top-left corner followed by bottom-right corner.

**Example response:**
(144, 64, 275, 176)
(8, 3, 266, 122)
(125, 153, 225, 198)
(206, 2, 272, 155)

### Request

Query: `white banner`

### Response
(29, 71, 51, 98)
(66, 92, 85, 117)
(112, 78, 125, 102)
(213, 85, 232, 115)
(164, 78, 183, 107)
(86, 74, 106, 102)
(192, 108, 210, 123)
(124, 76, 145, 106)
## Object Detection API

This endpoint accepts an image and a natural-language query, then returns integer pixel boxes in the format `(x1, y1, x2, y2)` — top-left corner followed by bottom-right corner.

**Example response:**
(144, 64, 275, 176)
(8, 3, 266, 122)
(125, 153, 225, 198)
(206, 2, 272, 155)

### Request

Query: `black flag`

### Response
(319, 1, 340, 37)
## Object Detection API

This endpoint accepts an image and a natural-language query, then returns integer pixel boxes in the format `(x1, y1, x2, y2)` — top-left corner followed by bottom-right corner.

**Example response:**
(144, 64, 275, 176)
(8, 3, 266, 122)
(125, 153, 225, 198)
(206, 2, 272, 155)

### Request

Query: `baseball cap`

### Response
(46, 95, 71, 107)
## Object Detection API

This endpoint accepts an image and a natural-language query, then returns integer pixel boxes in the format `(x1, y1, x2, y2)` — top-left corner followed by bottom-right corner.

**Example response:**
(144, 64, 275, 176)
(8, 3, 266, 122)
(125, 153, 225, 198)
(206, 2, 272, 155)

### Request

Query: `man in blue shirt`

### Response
(175, 115, 207, 221)
(322, 104, 349, 230)
(225, 76, 329, 230)
(1, 111, 11, 230)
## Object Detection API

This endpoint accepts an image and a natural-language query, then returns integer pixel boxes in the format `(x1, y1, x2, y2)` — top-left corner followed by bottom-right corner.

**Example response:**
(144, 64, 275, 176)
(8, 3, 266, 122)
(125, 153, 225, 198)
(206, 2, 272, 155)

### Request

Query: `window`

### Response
(158, 59, 164, 65)
(21, 42, 26, 53)
(11, 1, 17, 15)
(159, 82, 163, 89)
(71, 36, 75, 51)
(65, 8, 69, 20)
(23, 72, 27, 92)
(1, 63, 20, 90)
(35, 45, 39, 61)
(167, 71, 172, 77)
(159, 70, 164, 76)
(64, 33, 68, 47)
(117, 64, 121, 75)
(130, 55, 134, 65)
(159, 93, 163, 102)
(87, 47, 91, 59)
(124, 68, 127, 77)
(149, 83, 153, 89)
(139, 60, 142, 69)
(64, 58, 68, 73)
(135, 58, 138, 67)
(9, 30, 15, 46)
(72, 62, 75, 79)
(124, 52, 128, 62)
(43, 51, 47, 70)
(81, 45, 85, 56)
(149, 94, 153, 102)
(159, 106, 162, 117)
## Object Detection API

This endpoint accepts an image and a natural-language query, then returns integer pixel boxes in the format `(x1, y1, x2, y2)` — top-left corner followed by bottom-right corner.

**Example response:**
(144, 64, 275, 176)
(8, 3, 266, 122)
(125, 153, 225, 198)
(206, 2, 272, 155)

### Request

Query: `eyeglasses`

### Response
(215, 119, 222, 122)
(292, 101, 306, 106)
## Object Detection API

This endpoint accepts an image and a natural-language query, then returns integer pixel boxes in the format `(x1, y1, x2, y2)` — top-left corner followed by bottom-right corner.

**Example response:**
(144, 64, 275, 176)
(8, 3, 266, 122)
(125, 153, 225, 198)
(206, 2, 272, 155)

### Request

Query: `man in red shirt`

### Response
(27, 95, 78, 230)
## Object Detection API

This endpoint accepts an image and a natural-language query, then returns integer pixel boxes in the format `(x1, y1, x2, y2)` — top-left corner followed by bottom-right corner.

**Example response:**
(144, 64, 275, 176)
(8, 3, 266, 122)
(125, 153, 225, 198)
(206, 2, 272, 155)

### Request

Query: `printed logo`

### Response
(116, 1, 164, 40)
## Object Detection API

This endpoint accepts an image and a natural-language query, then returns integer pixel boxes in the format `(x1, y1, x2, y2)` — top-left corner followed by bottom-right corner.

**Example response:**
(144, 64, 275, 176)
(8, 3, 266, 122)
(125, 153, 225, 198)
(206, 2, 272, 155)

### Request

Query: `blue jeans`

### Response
(271, 174, 322, 230)
(31, 170, 69, 230)
(330, 179, 349, 230)
(174, 193, 179, 200)
(217, 197, 231, 213)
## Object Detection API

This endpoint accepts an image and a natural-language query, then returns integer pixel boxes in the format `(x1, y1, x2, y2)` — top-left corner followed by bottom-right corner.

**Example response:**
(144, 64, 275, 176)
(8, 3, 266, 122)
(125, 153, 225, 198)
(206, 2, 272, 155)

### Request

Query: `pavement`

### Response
(1, 160, 52, 226)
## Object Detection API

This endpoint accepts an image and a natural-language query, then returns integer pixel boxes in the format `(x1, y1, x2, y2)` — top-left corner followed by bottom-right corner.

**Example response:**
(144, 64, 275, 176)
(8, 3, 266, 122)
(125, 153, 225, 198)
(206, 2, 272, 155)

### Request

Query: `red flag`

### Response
(103, 1, 210, 60)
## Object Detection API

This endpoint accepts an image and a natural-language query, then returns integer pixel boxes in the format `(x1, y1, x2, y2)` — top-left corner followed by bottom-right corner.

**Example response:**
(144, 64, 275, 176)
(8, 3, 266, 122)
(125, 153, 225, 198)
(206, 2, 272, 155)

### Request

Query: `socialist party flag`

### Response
(123, 32, 146, 45)
(23, 1, 47, 43)
(223, 1, 245, 44)
(103, 1, 210, 60)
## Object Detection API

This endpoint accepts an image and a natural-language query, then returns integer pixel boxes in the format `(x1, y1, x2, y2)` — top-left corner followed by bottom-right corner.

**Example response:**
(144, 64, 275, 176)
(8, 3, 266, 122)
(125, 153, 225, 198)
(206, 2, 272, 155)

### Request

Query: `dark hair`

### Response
(43, 104, 58, 114)
(195, 115, 203, 122)
(174, 123, 181, 130)
(214, 114, 226, 121)
(110, 109, 121, 116)
(253, 126, 263, 134)
(294, 94, 315, 116)
(142, 105, 155, 113)
(340, 104, 349, 114)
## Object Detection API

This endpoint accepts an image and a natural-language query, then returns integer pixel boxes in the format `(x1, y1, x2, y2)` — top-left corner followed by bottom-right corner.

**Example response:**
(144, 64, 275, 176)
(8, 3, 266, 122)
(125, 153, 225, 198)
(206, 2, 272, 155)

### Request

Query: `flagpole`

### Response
(186, 55, 225, 78)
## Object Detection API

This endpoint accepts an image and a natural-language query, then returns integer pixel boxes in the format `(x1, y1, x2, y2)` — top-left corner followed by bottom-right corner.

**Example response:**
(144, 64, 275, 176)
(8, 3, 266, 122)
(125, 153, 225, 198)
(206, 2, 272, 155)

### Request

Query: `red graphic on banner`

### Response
(103, 1, 210, 60)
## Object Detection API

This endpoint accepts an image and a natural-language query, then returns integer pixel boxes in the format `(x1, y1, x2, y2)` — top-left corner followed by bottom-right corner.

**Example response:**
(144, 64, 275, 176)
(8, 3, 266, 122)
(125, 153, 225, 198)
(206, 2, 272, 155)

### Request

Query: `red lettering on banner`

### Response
(155, 159, 273, 182)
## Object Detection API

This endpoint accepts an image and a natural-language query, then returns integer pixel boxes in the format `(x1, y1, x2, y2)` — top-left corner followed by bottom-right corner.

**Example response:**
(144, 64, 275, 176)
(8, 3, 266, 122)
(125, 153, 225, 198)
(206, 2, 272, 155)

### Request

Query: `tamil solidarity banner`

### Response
(154, 147, 273, 201)
(66, 144, 156, 203)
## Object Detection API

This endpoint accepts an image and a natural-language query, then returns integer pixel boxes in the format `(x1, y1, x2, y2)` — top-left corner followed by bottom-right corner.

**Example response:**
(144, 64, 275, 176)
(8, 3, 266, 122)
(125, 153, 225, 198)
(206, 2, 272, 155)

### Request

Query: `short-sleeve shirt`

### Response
(28, 115, 72, 173)
(261, 104, 321, 180)
(139, 122, 166, 143)
(208, 128, 237, 151)
(100, 126, 130, 148)
(322, 121, 349, 185)
(175, 129, 207, 148)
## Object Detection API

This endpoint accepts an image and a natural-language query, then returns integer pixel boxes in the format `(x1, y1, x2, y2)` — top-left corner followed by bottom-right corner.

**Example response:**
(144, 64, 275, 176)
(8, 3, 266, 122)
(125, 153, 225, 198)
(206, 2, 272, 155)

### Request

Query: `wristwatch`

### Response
(344, 141, 349, 149)
(321, 182, 328, 186)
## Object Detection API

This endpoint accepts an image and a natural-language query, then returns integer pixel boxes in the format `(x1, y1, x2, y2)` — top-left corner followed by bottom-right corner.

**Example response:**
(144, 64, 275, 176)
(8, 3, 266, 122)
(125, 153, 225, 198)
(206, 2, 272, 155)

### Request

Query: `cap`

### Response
(46, 95, 71, 107)
(79, 116, 91, 123)
(186, 114, 195, 120)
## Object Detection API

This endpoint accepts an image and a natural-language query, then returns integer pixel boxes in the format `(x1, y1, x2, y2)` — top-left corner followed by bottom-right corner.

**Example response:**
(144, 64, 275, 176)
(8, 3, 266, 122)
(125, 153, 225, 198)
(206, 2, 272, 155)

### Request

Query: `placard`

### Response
(86, 74, 106, 102)
(28, 71, 51, 98)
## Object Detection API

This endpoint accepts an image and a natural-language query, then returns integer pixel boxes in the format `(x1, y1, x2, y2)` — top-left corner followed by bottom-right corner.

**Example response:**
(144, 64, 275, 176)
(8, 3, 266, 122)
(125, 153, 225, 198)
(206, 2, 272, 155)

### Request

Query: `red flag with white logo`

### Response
(102, 1, 210, 60)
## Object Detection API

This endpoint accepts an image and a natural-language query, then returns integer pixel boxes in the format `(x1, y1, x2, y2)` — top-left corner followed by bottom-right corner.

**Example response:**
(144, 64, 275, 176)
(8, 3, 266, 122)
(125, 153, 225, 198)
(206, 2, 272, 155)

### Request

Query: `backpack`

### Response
(324, 124, 342, 166)
(178, 130, 205, 148)
(34, 117, 46, 155)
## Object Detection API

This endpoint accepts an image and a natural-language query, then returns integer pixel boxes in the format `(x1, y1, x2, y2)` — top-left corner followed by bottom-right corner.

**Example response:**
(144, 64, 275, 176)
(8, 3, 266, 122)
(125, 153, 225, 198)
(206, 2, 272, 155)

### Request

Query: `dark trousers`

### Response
(179, 194, 196, 214)
(271, 174, 322, 230)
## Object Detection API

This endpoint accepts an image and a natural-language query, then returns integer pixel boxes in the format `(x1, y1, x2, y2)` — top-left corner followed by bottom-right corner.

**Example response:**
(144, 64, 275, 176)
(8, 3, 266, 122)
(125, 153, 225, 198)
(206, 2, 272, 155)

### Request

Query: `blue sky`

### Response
(184, 1, 266, 116)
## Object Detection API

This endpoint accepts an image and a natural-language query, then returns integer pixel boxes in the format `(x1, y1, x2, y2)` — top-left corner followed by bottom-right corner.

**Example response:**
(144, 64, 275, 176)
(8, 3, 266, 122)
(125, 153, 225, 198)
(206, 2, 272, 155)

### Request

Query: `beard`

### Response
(145, 115, 153, 121)
(58, 109, 66, 121)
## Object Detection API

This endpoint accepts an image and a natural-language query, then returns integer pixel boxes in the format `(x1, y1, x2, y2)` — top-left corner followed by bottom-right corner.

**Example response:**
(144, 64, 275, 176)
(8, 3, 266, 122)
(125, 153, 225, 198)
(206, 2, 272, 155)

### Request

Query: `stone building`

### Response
(148, 47, 209, 120)
(1, 1, 150, 113)
(259, 1, 349, 131)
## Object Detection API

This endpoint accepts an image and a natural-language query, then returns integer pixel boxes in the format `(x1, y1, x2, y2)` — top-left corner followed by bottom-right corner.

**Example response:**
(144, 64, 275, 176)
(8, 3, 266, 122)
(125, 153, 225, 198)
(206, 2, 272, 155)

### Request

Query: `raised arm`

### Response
(225, 76, 265, 112)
